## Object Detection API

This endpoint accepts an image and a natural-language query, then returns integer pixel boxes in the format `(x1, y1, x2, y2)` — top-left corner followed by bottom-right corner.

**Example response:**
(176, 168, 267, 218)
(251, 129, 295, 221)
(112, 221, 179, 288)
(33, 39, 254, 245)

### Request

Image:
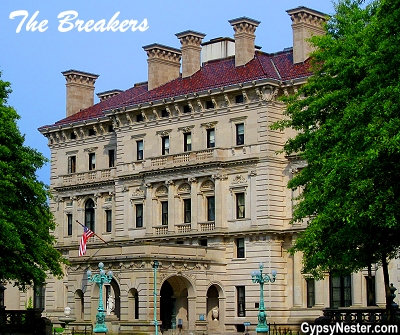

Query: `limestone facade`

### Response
(5, 5, 400, 335)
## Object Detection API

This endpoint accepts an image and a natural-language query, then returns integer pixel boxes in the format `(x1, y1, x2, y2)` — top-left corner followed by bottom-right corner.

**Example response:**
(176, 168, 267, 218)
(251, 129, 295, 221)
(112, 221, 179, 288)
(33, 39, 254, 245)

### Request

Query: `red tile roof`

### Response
(42, 49, 311, 129)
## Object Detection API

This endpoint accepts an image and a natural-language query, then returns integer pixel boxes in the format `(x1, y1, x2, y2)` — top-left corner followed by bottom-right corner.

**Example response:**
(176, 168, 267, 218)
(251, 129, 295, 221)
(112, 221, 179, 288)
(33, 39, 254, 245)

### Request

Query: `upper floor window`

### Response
(162, 136, 170, 155)
(105, 209, 112, 232)
(235, 94, 244, 103)
(68, 156, 76, 174)
(183, 199, 191, 223)
(236, 238, 245, 258)
(237, 286, 246, 317)
(67, 213, 73, 236)
(135, 204, 143, 228)
(206, 129, 215, 148)
(161, 109, 169, 118)
(183, 105, 191, 114)
(70, 131, 76, 140)
(108, 124, 114, 132)
(108, 149, 115, 168)
(88, 153, 96, 170)
(236, 123, 244, 145)
(184, 133, 192, 152)
(137, 140, 144, 160)
(85, 199, 95, 232)
(206, 100, 214, 109)
(161, 201, 168, 225)
(207, 196, 215, 221)
(136, 113, 144, 122)
(88, 128, 96, 136)
(236, 193, 245, 219)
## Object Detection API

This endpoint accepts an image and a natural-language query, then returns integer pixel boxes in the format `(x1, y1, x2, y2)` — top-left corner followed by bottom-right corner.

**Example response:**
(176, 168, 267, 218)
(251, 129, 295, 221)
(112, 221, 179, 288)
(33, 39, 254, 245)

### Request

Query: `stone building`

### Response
(5, 6, 398, 334)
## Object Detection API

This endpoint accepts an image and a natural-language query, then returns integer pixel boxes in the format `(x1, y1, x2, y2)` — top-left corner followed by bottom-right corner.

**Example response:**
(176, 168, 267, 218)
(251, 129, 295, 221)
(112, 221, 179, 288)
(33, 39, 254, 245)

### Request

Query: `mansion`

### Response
(5, 5, 399, 334)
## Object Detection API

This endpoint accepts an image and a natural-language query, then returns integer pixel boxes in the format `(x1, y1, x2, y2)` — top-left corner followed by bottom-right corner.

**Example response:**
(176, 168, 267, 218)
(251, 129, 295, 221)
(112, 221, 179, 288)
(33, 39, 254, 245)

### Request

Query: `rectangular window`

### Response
(34, 284, 46, 310)
(236, 238, 245, 258)
(330, 275, 352, 308)
(236, 193, 245, 219)
(184, 133, 192, 152)
(162, 136, 170, 155)
(67, 214, 73, 236)
(137, 140, 144, 160)
(105, 210, 112, 232)
(237, 286, 246, 317)
(161, 201, 168, 225)
(206, 100, 214, 109)
(108, 149, 115, 168)
(135, 204, 143, 228)
(70, 132, 76, 140)
(88, 128, 96, 136)
(307, 278, 315, 308)
(235, 94, 244, 103)
(183, 105, 191, 114)
(68, 156, 76, 173)
(88, 153, 96, 170)
(183, 199, 191, 223)
(136, 113, 144, 122)
(206, 128, 215, 148)
(161, 109, 169, 118)
(207, 196, 215, 221)
(236, 123, 244, 145)
(108, 124, 114, 132)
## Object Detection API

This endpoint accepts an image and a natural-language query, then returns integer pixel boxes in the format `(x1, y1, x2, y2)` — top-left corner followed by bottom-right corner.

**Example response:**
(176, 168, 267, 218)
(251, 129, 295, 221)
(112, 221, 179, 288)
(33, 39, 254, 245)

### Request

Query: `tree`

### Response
(0, 71, 65, 291)
(272, 0, 400, 316)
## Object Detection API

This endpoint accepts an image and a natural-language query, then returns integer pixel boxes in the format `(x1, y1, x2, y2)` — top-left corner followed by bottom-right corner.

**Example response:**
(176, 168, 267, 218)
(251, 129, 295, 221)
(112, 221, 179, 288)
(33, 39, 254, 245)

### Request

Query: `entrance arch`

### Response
(159, 275, 194, 332)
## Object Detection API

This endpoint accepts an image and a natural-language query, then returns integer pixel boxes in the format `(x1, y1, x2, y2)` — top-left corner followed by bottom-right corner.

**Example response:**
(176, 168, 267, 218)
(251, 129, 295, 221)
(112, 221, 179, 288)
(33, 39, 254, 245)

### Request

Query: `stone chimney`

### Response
(229, 17, 260, 67)
(175, 30, 206, 78)
(142, 44, 182, 91)
(286, 7, 327, 64)
(62, 70, 99, 117)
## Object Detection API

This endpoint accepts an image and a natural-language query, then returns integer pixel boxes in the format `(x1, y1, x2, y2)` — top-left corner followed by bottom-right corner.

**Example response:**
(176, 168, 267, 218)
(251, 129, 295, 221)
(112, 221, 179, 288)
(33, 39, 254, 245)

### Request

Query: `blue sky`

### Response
(0, 1, 335, 183)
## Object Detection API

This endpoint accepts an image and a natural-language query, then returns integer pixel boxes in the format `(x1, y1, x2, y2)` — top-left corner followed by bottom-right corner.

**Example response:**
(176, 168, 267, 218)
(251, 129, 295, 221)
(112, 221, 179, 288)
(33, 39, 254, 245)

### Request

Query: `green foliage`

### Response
(272, 0, 400, 279)
(0, 71, 66, 290)
(25, 296, 33, 309)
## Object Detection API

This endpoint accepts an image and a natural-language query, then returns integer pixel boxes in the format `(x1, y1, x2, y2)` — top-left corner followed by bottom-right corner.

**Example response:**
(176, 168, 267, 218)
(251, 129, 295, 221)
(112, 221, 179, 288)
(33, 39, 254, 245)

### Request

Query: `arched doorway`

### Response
(74, 289, 84, 321)
(160, 276, 192, 332)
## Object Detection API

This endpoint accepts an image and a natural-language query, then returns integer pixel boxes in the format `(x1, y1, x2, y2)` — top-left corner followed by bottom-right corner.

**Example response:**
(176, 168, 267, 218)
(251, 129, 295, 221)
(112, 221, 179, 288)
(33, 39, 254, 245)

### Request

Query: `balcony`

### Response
(59, 168, 116, 187)
(152, 222, 215, 235)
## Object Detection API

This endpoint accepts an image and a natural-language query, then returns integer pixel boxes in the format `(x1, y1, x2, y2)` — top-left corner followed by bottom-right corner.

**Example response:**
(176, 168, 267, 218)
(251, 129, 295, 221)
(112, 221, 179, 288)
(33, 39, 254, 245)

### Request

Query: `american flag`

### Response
(79, 226, 95, 256)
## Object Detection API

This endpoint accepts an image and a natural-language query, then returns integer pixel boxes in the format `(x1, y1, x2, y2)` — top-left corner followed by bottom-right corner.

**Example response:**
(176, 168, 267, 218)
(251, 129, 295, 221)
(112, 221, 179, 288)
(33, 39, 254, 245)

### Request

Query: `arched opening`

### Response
(85, 199, 95, 232)
(160, 276, 192, 332)
(128, 288, 139, 320)
(74, 289, 84, 321)
(105, 278, 121, 319)
(207, 285, 219, 321)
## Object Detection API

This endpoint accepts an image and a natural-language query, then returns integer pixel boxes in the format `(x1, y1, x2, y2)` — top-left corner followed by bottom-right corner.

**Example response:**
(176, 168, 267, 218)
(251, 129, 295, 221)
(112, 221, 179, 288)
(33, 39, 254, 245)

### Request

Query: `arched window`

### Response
(85, 199, 95, 232)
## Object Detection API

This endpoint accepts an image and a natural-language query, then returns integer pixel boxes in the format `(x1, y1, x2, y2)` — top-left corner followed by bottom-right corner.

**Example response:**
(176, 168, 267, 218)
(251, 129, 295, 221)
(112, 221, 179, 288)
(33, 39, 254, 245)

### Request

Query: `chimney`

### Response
(229, 17, 260, 67)
(62, 70, 99, 117)
(97, 89, 123, 101)
(142, 44, 182, 91)
(175, 30, 206, 78)
(286, 7, 327, 64)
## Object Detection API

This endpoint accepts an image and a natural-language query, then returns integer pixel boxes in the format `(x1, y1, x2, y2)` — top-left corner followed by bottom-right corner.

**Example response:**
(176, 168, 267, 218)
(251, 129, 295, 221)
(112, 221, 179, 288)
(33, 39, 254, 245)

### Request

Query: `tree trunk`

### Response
(381, 253, 391, 322)
(367, 263, 375, 306)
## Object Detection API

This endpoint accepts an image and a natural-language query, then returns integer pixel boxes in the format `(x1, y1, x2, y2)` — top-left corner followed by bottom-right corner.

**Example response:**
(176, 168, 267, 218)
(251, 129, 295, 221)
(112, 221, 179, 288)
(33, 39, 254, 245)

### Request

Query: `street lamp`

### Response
(251, 262, 277, 334)
(153, 260, 159, 335)
(87, 262, 113, 333)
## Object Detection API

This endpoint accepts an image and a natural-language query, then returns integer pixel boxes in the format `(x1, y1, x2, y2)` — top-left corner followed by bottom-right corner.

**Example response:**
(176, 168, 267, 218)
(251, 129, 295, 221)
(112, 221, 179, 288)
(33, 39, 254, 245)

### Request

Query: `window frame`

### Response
(67, 213, 73, 236)
(105, 209, 112, 232)
(236, 123, 245, 146)
(88, 152, 96, 171)
(236, 238, 245, 258)
(137, 140, 144, 160)
(85, 199, 95, 232)
(207, 196, 215, 221)
(183, 132, 192, 152)
(108, 149, 115, 168)
(237, 286, 246, 317)
(68, 155, 76, 174)
(236, 192, 245, 219)
(161, 136, 170, 155)
(183, 198, 191, 223)
(161, 201, 168, 225)
(206, 128, 215, 148)
(135, 203, 143, 228)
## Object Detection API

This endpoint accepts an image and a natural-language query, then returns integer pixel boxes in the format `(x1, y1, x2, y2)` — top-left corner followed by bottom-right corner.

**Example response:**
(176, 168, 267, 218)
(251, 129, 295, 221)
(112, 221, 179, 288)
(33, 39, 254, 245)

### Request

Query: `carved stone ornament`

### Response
(155, 185, 168, 196)
(232, 174, 247, 184)
(200, 180, 215, 191)
(177, 183, 191, 194)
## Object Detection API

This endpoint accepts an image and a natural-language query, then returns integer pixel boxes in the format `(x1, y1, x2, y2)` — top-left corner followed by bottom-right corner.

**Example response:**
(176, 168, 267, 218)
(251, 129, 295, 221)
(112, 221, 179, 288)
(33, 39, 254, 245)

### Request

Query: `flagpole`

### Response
(76, 220, 108, 244)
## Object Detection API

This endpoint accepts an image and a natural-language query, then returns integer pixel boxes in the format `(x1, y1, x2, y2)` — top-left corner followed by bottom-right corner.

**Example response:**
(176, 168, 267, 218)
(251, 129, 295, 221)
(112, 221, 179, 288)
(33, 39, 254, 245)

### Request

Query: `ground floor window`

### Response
(330, 274, 352, 307)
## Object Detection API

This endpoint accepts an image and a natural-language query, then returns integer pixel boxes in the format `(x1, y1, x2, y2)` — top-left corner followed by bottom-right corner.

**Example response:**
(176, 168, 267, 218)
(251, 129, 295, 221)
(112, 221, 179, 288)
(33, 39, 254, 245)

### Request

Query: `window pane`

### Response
(236, 238, 245, 258)
(67, 214, 73, 236)
(137, 140, 144, 160)
(106, 210, 112, 232)
(236, 193, 245, 219)
(236, 123, 244, 145)
(161, 201, 168, 225)
(89, 153, 96, 170)
(207, 196, 215, 221)
(108, 150, 115, 168)
(162, 137, 170, 155)
(237, 286, 246, 317)
(136, 204, 143, 228)
(184, 199, 191, 223)
(207, 129, 215, 148)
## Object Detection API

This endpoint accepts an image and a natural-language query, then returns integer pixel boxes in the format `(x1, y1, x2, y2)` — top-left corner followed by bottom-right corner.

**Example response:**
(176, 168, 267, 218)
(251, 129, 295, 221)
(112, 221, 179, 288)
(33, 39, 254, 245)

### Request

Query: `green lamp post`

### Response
(87, 262, 113, 333)
(251, 263, 277, 334)
(153, 260, 159, 335)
